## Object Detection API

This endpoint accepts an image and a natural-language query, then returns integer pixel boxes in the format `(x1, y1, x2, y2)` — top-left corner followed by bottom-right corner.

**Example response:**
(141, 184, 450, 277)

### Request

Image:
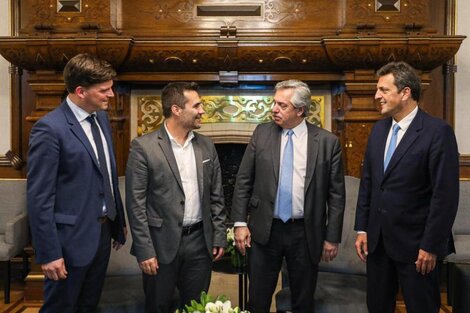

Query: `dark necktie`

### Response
(384, 123, 400, 172)
(277, 129, 294, 222)
(86, 114, 117, 220)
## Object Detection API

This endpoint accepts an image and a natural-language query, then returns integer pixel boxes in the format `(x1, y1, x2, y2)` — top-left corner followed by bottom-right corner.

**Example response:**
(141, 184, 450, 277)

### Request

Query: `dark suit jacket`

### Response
(27, 101, 126, 267)
(125, 126, 227, 264)
(355, 109, 459, 263)
(231, 121, 345, 264)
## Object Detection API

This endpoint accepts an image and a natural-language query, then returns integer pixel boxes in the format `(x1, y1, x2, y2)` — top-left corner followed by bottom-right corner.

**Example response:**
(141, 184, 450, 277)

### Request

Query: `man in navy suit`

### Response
(354, 61, 459, 313)
(27, 53, 126, 313)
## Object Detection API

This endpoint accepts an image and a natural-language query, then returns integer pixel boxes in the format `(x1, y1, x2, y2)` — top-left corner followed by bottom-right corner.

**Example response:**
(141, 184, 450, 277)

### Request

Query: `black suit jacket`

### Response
(231, 121, 345, 264)
(355, 109, 459, 263)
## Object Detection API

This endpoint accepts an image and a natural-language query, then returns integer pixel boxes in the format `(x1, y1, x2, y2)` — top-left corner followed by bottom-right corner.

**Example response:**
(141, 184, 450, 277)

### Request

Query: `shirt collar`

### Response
(66, 97, 94, 123)
(282, 119, 307, 137)
(164, 122, 194, 147)
(393, 106, 418, 132)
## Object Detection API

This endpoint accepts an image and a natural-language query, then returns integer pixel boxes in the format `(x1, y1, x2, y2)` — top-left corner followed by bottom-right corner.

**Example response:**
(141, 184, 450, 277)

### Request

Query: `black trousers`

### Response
(248, 219, 318, 313)
(40, 222, 111, 313)
(143, 227, 212, 313)
(367, 236, 441, 313)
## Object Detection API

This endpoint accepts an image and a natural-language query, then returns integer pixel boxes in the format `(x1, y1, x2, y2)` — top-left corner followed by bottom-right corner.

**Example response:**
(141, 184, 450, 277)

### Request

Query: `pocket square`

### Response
(202, 159, 211, 163)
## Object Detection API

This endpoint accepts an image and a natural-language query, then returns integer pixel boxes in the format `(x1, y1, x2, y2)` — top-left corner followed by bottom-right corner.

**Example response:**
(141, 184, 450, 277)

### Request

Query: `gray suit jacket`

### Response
(231, 121, 345, 264)
(125, 126, 227, 264)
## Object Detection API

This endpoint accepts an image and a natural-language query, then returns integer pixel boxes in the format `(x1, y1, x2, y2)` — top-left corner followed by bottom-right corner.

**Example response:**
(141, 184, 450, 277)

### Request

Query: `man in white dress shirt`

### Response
(125, 82, 227, 313)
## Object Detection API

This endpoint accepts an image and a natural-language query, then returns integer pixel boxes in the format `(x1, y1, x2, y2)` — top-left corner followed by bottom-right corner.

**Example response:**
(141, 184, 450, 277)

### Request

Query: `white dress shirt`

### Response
(274, 119, 308, 219)
(234, 119, 308, 227)
(164, 123, 202, 226)
(66, 97, 113, 215)
(384, 106, 418, 163)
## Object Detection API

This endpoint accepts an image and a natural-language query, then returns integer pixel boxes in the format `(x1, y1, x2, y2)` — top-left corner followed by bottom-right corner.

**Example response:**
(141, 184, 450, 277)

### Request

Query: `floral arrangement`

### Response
(182, 291, 249, 313)
(226, 227, 246, 270)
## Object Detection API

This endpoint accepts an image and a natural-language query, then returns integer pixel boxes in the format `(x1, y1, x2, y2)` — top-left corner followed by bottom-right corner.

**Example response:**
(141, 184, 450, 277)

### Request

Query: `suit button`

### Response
(180, 200, 185, 205)
(99, 191, 104, 196)
(178, 222, 182, 226)
(380, 188, 384, 191)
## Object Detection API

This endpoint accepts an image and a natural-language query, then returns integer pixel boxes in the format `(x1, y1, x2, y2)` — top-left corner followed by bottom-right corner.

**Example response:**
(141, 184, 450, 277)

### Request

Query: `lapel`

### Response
(271, 124, 283, 184)
(157, 127, 185, 193)
(383, 109, 424, 178)
(192, 134, 204, 201)
(61, 102, 102, 172)
(304, 122, 319, 193)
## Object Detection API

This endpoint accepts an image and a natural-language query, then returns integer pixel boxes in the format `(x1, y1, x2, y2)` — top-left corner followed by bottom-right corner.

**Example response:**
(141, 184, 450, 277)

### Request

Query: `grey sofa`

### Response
(275, 176, 367, 313)
(0, 179, 29, 303)
(446, 180, 470, 312)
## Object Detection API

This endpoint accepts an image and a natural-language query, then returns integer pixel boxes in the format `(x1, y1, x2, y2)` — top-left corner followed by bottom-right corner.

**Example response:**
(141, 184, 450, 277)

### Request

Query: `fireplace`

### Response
(129, 84, 331, 214)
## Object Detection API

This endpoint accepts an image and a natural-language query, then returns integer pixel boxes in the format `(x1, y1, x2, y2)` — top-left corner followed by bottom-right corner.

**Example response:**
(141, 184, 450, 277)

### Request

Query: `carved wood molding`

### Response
(0, 36, 464, 76)
(0, 37, 132, 71)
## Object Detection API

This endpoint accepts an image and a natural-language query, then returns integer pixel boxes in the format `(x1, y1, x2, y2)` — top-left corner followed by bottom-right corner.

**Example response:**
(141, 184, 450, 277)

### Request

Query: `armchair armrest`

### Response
(5, 212, 29, 255)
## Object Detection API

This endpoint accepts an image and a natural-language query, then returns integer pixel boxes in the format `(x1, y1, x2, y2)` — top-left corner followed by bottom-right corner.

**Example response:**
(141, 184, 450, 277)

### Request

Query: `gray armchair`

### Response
(0, 179, 29, 303)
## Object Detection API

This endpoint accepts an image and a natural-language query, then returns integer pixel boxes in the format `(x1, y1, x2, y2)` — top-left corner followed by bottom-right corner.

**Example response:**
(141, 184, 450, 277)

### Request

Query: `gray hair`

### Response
(274, 79, 311, 116)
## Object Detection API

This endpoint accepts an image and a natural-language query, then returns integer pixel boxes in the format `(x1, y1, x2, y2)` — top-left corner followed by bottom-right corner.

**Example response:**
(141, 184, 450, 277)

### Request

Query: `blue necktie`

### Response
(277, 129, 294, 222)
(87, 115, 117, 220)
(384, 123, 400, 172)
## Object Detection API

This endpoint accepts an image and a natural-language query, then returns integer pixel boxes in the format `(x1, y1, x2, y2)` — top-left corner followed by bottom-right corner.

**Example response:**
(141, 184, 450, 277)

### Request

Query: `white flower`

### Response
(222, 300, 232, 313)
(205, 302, 218, 313)
(214, 300, 224, 310)
(227, 227, 235, 242)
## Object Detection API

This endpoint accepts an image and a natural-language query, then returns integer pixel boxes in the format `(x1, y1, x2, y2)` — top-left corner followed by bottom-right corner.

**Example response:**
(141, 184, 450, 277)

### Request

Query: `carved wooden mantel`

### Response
(0, 36, 464, 79)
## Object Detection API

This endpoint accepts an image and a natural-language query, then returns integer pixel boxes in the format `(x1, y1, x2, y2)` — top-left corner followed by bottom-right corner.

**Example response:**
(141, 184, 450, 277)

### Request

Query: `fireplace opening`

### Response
(215, 143, 247, 218)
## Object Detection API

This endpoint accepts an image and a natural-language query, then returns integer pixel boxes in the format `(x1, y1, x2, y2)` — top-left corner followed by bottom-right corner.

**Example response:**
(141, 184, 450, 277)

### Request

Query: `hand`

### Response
(41, 258, 68, 281)
(212, 247, 225, 261)
(139, 257, 159, 275)
(321, 240, 339, 262)
(112, 227, 127, 250)
(355, 233, 368, 262)
(415, 249, 437, 275)
(234, 226, 251, 256)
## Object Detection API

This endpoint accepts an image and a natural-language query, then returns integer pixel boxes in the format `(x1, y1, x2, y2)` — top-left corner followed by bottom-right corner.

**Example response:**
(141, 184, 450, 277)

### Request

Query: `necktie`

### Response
(384, 123, 400, 172)
(277, 129, 294, 222)
(86, 115, 117, 220)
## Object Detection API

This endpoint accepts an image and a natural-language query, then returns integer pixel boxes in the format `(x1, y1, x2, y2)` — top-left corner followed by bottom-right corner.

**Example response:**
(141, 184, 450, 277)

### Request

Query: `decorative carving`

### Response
(138, 96, 165, 135)
(0, 38, 132, 71)
(376, 0, 400, 12)
(137, 95, 324, 135)
(57, 0, 81, 13)
(5, 150, 26, 170)
(144, 0, 196, 23)
(121, 47, 218, 72)
(324, 37, 463, 70)
(22, 0, 117, 33)
(349, 0, 427, 24)
(265, 0, 306, 23)
(237, 47, 333, 71)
